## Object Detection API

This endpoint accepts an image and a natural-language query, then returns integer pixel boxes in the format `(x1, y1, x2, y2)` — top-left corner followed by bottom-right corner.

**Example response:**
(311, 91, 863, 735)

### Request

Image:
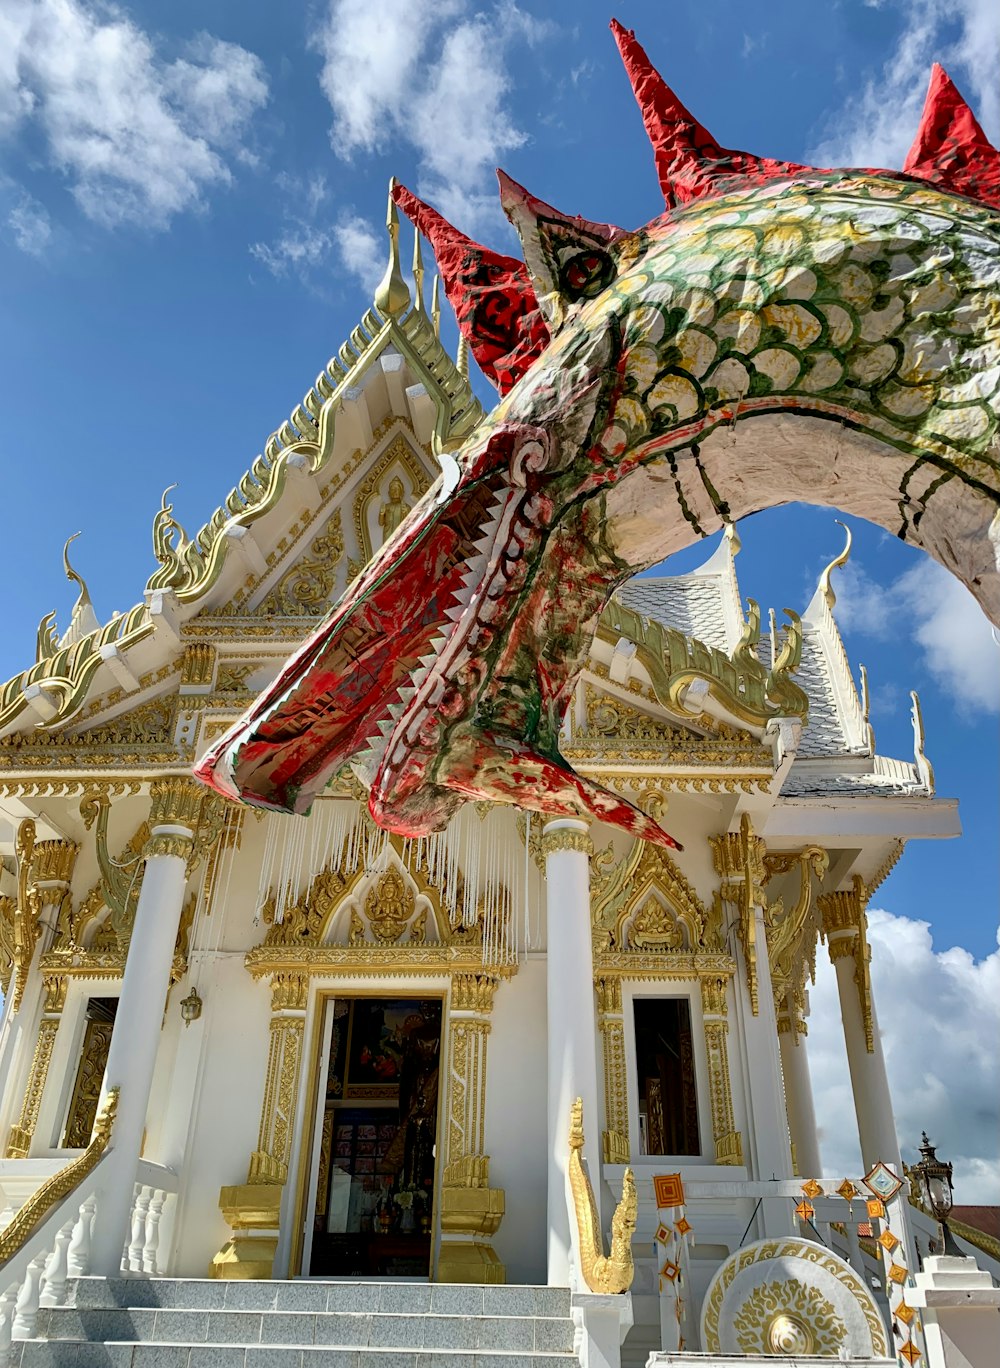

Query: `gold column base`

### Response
(437, 1239, 506, 1284)
(209, 1182, 283, 1281)
(5, 1126, 31, 1159)
(437, 1185, 506, 1284)
(714, 1130, 745, 1166)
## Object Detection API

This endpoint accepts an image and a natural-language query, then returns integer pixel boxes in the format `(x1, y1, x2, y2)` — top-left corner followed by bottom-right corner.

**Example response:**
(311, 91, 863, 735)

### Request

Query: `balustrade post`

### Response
(0, 1282, 18, 1368)
(67, 1196, 96, 1278)
(143, 1188, 166, 1275)
(12, 1253, 46, 1338)
(39, 1219, 74, 1308)
(128, 1185, 152, 1274)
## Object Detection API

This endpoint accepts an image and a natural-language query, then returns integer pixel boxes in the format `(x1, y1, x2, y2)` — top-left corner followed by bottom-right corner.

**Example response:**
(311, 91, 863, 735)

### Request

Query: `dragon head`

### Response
(196, 22, 1000, 848)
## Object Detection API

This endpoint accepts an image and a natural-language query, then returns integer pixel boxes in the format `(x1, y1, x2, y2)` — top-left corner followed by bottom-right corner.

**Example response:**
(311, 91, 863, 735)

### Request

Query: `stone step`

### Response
(36, 1308, 575, 1355)
(17, 1346, 577, 1368)
(66, 1281, 571, 1321)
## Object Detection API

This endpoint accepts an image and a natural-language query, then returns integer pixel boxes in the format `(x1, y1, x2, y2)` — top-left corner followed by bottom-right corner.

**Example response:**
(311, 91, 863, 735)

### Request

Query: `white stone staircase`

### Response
(15, 1278, 578, 1368)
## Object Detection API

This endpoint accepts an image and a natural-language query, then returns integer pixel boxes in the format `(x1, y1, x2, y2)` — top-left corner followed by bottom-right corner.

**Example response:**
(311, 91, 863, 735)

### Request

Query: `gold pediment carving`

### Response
(594, 839, 721, 955)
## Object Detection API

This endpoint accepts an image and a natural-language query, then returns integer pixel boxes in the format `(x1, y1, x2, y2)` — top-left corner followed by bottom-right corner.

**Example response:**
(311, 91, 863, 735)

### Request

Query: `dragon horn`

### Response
(903, 64, 1000, 211)
(392, 183, 549, 395)
(610, 18, 808, 207)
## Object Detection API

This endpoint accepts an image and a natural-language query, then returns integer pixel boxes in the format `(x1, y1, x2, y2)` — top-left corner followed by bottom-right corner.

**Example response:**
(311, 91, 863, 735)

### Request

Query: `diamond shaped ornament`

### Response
(801, 1178, 823, 1198)
(900, 1339, 921, 1365)
(864, 1161, 904, 1201)
(888, 1262, 909, 1285)
(675, 1216, 692, 1236)
(795, 1200, 815, 1221)
(837, 1178, 859, 1201)
(654, 1222, 671, 1245)
(660, 1258, 680, 1282)
(654, 1173, 685, 1208)
(866, 1198, 886, 1219)
(895, 1302, 916, 1327)
(879, 1229, 900, 1252)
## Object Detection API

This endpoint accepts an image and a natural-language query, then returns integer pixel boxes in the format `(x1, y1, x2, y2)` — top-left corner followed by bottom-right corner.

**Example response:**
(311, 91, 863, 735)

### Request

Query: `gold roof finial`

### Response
(63, 532, 92, 608)
(456, 332, 469, 379)
(817, 519, 852, 611)
(412, 227, 425, 314)
(374, 178, 411, 319)
(431, 274, 441, 340)
(911, 690, 935, 792)
(723, 519, 741, 557)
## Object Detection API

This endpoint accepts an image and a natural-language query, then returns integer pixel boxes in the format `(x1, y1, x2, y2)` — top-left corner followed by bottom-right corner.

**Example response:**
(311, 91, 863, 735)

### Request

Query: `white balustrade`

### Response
(0, 1156, 177, 1367)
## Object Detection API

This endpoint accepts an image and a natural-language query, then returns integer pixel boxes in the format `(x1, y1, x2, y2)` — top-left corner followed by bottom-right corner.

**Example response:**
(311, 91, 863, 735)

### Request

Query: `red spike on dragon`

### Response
(196, 21, 1000, 851)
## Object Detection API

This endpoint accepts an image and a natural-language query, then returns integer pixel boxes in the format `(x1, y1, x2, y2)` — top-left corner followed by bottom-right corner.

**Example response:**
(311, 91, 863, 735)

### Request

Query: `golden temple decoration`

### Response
(570, 685, 774, 768)
(818, 876, 874, 1052)
(351, 866, 421, 946)
(763, 844, 829, 1013)
(701, 975, 744, 1166)
(62, 1003, 116, 1148)
(817, 520, 852, 612)
(351, 434, 432, 571)
(374, 179, 411, 319)
(80, 795, 145, 954)
(596, 595, 807, 727)
(6, 984, 63, 1157)
(0, 1088, 119, 1267)
(568, 1098, 636, 1294)
(4, 821, 79, 1013)
(711, 814, 769, 1014)
(595, 976, 629, 1162)
(734, 1280, 847, 1355)
(539, 826, 594, 858)
(594, 838, 716, 954)
(257, 509, 344, 616)
(180, 643, 215, 688)
(247, 971, 309, 1187)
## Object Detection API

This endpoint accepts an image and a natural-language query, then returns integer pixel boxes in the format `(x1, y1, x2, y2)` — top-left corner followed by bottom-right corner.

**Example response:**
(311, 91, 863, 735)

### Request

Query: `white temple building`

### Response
(0, 205, 996, 1368)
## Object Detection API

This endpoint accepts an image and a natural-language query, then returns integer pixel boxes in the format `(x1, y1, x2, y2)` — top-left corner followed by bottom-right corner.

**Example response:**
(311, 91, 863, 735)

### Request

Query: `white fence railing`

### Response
(0, 1157, 177, 1364)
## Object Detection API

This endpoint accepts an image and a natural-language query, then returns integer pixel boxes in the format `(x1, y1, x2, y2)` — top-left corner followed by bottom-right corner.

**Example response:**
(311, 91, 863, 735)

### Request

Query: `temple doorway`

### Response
(305, 995, 443, 1278)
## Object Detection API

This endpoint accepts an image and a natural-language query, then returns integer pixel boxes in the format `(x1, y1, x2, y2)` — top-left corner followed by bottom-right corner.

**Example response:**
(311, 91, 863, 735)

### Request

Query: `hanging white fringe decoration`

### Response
(251, 790, 527, 964)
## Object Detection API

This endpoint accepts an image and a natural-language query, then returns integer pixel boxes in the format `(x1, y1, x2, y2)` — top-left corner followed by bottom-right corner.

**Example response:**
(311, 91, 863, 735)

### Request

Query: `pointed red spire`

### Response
(610, 18, 810, 206)
(903, 64, 1000, 210)
(392, 184, 549, 395)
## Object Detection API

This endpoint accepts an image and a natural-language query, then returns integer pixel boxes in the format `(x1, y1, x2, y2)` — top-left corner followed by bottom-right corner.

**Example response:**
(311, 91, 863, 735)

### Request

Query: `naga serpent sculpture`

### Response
(196, 21, 1000, 851)
(568, 1097, 637, 1294)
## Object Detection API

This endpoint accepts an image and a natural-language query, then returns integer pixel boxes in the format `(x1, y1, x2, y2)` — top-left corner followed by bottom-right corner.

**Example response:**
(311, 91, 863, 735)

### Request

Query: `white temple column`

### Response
(777, 1001, 822, 1180)
(89, 778, 201, 1277)
(543, 818, 602, 1288)
(820, 883, 901, 1174)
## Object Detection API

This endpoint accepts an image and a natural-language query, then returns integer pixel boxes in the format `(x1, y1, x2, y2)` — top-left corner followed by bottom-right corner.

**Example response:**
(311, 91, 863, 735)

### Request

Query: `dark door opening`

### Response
(309, 996, 442, 1278)
(634, 996, 701, 1156)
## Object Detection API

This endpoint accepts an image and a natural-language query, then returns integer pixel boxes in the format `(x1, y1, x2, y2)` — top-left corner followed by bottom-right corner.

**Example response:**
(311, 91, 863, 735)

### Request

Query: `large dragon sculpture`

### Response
(196, 22, 1000, 851)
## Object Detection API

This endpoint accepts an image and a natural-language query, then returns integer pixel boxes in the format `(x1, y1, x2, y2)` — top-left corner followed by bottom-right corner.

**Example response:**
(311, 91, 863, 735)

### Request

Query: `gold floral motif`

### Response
(594, 839, 711, 953)
(733, 1280, 846, 1355)
(539, 827, 594, 857)
(5, 1017, 60, 1157)
(701, 976, 742, 1165)
(258, 509, 344, 616)
(712, 815, 769, 1013)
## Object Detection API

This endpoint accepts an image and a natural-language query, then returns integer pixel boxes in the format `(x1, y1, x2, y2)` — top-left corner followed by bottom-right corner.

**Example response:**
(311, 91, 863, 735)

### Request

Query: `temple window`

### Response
(633, 996, 701, 1156)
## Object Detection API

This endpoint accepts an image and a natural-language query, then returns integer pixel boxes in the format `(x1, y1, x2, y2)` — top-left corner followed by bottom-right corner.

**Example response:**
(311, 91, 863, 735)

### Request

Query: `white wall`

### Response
(487, 954, 549, 1285)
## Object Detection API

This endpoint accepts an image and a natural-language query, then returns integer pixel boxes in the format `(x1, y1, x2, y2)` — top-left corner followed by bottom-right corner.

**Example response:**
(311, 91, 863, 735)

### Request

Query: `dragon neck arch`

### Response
(196, 24, 1000, 851)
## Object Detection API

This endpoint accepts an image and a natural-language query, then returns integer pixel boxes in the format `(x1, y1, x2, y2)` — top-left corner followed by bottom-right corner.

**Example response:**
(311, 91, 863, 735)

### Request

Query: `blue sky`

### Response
(0, 2, 997, 1187)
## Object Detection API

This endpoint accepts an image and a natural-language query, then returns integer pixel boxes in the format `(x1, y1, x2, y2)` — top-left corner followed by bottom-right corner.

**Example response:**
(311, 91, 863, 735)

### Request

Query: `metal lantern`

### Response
(179, 986, 203, 1027)
(915, 1132, 962, 1257)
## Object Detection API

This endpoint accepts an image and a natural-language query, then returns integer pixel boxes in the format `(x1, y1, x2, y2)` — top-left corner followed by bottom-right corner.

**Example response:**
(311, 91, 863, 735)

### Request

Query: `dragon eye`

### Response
(560, 248, 614, 300)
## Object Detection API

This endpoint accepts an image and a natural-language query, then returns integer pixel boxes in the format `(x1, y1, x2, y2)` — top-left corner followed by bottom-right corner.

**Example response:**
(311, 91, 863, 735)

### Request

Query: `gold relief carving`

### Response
(215, 661, 255, 693)
(577, 684, 775, 766)
(145, 832, 194, 860)
(539, 827, 594, 858)
(79, 795, 147, 954)
(9, 819, 40, 1012)
(262, 867, 347, 948)
(353, 434, 432, 566)
(711, 814, 768, 1013)
(378, 477, 412, 544)
(595, 974, 628, 1158)
(181, 643, 215, 687)
(0, 895, 16, 998)
(701, 975, 742, 1166)
(249, 1007, 306, 1186)
(30, 839, 80, 885)
(764, 845, 828, 1012)
(733, 1280, 846, 1356)
(43, 976, 67, 1012)
(258, 509, 344, 616)
(5, 1016, 60, 1157)
(354, 866, 418, 946)
(148, 776, 203, 831)
(595, 975, 622, 1016)
(270, 972, 309, 1012)
(62, 1014, 115, 1148)
(818, 877, 874, 1052)
(451, 972, 499, 1014)
(568, 1098, 636, 1294)
(593, 839, 712, 954)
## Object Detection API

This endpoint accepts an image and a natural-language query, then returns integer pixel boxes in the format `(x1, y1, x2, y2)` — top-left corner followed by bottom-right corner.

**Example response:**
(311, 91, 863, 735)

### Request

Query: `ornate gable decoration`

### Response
(594, 840, 722, 954)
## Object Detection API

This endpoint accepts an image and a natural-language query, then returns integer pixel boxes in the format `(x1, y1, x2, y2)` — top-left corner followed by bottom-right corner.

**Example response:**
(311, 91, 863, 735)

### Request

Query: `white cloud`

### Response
(832, 555, 999, 716)
(6, 188, 50, 255)
(333, 214, 383, 294)
(0, 0, 268, 230)
(249, 173, 384, 296)
(310, 0, 546, 233)
(811, 0, 1000, 169)
(806, 910, 1000, 1200)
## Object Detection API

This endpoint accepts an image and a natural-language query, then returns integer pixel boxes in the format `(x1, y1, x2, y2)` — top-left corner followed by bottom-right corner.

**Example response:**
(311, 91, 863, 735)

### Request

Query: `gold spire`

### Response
(817, 519, 852, 611)
(723, 519, 741, 557)
(431, 274, 441, 340)
(456, 332, 469, 378)
(374, 178, 410, 319)
(412, 227, 425, 313)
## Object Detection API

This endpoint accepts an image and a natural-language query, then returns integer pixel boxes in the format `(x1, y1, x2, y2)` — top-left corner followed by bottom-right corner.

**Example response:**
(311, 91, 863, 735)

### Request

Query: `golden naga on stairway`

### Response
(568, 1096, 636, 1293)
